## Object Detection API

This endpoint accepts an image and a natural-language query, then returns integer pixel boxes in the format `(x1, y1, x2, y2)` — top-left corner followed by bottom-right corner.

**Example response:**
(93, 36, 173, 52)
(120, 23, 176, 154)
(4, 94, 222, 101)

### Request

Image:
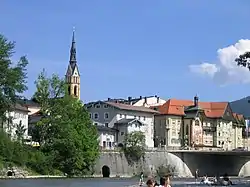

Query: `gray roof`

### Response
(116, 118, 144, 125)
(105, 101, 160, 114)
(96, 125, 117, 132)
(12, 103, 29, 112)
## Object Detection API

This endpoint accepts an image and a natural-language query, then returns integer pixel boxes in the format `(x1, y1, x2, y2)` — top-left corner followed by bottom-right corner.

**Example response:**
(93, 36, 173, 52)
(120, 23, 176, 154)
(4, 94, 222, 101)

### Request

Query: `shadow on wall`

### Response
(102, 165, 110, 178)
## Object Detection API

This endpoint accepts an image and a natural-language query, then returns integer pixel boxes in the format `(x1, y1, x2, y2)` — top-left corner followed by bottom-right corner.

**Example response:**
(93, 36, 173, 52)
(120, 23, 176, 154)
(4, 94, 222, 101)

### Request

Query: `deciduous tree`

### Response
(123, 131, 146, 163)
(32, 70, 100, 176)
(0, 34, 28, 124)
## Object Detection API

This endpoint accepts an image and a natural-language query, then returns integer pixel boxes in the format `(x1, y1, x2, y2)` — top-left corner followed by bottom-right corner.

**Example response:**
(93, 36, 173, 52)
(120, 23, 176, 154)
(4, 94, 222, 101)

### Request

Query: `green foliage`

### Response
(156, 165, 176, 177)
(31, 71, 100, 176)
(0, 34, 28, 122)
(0, 129, 46, 173)
(235, 51, 250, 70)
(123, 131, 146, 164)
(15, 120, 26, 142)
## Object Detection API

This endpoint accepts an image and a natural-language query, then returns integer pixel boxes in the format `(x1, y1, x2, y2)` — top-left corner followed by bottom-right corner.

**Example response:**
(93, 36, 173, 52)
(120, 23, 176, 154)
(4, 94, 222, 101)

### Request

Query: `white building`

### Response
(86, 100, 159, 148)
(3, 103, 30, 140)
(132, 96, 166, 107)
(97, 125, 117, 150)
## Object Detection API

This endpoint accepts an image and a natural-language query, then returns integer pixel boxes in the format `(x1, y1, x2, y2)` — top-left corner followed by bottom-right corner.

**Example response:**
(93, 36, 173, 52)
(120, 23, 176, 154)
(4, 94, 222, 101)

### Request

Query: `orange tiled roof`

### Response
(157, 99, 228, 118)
(233, 113, 244, 122)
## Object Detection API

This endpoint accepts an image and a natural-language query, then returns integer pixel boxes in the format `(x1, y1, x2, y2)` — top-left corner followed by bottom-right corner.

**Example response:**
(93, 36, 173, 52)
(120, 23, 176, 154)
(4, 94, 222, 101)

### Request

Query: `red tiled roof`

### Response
(105, 101, 160, 114)
(233, 113, 245, 122)
(157, 99, 228, 118)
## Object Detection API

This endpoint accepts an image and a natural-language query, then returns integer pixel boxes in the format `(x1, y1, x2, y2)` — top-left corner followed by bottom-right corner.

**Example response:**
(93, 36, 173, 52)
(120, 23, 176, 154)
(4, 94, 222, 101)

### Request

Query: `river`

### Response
(0, 178, 250, 187)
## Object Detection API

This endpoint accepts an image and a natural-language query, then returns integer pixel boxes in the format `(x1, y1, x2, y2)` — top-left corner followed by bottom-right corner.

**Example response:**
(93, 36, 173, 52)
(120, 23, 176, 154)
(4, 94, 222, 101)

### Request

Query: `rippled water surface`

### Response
(0, 178, 250, 187)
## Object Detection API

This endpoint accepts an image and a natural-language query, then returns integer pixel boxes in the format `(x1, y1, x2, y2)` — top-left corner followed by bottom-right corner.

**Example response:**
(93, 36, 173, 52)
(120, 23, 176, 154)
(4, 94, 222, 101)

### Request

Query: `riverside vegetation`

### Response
(0, 34, 99, 176)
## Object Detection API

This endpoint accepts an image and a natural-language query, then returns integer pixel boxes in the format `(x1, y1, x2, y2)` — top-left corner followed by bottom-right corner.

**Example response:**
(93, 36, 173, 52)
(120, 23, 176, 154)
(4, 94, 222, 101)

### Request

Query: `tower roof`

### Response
(69, 28, 77, 65)
(66, 28, 80, 77)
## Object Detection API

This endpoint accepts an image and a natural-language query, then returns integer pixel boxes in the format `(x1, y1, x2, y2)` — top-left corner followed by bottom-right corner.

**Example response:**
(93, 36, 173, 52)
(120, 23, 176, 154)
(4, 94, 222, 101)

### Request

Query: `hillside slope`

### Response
(230, 96, 250, 118)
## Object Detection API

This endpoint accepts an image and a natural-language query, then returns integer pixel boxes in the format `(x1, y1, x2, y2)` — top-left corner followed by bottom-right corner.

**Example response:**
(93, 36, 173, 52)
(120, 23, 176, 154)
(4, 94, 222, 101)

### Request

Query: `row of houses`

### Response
(86, 95, 246, 151)
(1, 95, 247, 151)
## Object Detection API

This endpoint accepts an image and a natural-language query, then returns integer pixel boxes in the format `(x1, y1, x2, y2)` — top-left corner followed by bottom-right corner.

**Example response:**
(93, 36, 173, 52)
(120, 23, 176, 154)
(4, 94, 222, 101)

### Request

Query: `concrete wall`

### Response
(95, 151, 250, 178)
(94, 151, 192, 177)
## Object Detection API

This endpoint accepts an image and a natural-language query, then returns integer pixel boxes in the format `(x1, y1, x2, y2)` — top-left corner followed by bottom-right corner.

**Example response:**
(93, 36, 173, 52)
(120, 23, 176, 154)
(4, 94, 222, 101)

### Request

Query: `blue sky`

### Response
(2, 0, 250, 102)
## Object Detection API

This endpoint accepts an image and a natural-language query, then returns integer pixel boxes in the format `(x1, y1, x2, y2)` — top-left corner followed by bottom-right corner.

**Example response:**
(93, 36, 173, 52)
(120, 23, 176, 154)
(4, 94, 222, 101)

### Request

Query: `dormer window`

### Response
(104, 104, 108, 108)
(95, 104, 101, 108)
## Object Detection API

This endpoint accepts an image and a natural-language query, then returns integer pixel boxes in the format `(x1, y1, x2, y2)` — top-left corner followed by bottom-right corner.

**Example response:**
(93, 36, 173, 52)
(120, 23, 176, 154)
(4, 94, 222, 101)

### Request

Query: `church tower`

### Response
(65, 29, 80, 99)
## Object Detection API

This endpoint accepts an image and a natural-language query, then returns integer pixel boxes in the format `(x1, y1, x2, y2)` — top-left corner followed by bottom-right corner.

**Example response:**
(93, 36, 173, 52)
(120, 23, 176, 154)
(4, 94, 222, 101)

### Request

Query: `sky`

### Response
(2, 1, 250, 102)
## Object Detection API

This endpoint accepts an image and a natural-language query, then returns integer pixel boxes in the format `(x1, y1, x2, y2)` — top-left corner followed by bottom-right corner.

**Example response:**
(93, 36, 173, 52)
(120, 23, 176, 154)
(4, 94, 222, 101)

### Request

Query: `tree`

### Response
(123, 131, 146, 163)
(32, 70, 100, 176)
(15, 120, 26, 142)
(31, 69, 65, 146)
(0, 34, 28, 124)
(235, 52, 250, 70)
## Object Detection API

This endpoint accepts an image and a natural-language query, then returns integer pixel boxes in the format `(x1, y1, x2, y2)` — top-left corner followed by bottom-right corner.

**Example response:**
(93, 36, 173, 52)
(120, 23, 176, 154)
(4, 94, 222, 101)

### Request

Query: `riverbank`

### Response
(0, 174, 134, 179)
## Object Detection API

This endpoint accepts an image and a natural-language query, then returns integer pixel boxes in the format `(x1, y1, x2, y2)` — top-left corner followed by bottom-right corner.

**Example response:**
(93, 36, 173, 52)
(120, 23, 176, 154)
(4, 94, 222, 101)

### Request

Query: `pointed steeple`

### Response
(69, 27, 77, 65)
(65, 28, 81, 100)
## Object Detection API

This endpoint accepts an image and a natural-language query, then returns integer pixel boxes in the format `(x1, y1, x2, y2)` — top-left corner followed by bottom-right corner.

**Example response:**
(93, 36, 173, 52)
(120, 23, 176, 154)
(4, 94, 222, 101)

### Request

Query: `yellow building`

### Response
(154, 96, 245, 150)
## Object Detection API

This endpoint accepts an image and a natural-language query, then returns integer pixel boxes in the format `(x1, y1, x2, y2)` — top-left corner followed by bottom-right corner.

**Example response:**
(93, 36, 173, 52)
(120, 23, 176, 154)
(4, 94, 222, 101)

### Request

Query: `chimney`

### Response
(157, 97, 160, 103)
(155, 95, 157, 98)
(128, 96, 132, 105)
(194, 95, 199, 107)
(140, 96, 142, 99)
(108, 98, 111, 101)
(144, 97, 147, 104)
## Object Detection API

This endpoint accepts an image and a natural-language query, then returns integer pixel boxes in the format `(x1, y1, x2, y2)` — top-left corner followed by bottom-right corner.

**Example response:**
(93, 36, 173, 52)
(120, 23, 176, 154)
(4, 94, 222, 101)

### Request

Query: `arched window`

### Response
(68, 86, 71, 95)
(74, 85, 77, 96)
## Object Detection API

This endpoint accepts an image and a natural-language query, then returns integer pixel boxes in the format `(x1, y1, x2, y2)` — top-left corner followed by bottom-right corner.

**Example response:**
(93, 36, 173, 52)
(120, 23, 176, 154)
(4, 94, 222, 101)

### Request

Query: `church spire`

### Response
(65, 28, 81, 100)
(70, 27, 77, 64)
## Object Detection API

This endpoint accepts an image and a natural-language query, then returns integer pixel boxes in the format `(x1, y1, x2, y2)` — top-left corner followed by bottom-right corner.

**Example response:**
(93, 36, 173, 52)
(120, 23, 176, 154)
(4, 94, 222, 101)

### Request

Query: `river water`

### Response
(0, 178, 250, 187)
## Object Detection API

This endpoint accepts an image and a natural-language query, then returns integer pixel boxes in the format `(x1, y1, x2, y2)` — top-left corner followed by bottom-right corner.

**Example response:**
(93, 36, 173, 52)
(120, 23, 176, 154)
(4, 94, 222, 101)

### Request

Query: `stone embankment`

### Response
(95, 151, 193, 177)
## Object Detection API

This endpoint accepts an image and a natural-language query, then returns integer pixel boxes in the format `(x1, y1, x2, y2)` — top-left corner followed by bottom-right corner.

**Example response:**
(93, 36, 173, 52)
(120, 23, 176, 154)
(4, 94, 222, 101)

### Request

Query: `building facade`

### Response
(3, 103, 30, 140)
(154, 96, 245, 150)
(86, 100, 159, 148)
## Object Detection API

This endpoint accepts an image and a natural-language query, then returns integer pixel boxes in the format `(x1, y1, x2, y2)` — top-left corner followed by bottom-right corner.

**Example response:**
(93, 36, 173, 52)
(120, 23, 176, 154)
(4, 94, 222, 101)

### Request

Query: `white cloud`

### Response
(189, 39, 250, 85)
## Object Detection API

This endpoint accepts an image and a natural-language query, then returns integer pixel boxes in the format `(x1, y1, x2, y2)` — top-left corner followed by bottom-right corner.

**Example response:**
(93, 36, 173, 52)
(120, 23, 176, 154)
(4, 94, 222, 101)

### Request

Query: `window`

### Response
(105, 123, 109, 127)
(108, 142, 112, 148)
(119, 114, 122, 118)
(89, 113, 92, 119)
(218, 141, 221, 145)
(143, 116, 146, 121)
(195, 120, 199, 126)
(121, 132, 124, 136)
(138, 116, 141, 120)
(103, 141, 106, 148)
(74, 85, 77, 96)
(104, 104, 108, 108)
(104, 112, 109, 119)
(134, 116, 136, 119)
(94, 122, 98, 126)
(124, 114, 127, 118)
(95, 104, 101, 108)
(218, 132, 221, 136)
(94, 113, 99, 119)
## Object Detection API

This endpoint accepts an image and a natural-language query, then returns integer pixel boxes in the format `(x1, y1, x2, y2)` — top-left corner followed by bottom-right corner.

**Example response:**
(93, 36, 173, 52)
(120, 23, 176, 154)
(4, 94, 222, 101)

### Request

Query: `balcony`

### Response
(203, 126, 216, 132)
